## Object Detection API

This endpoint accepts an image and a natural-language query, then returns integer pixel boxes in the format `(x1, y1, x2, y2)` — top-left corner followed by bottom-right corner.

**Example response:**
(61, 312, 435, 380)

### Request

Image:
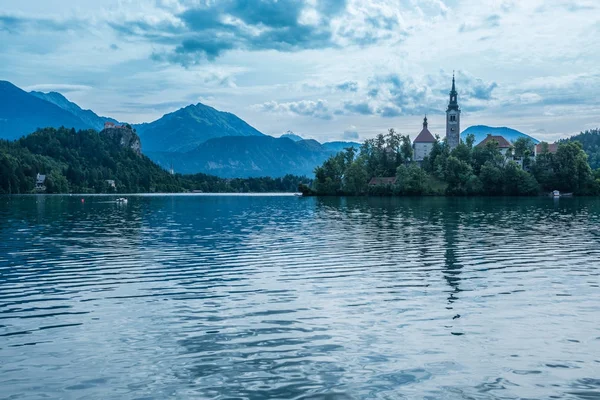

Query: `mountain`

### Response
(322, 141, 361, 153)
(30, 91, 118, 131)
(280, 131, 304, 141)
(462, 125, 539, 145)
(146, 136, 337, 178)
(0, 81, 91, 140)
(134, 103, 265, 152)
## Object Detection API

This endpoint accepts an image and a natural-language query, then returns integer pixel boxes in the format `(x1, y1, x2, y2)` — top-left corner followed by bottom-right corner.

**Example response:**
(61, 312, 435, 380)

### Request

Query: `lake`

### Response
(1, 194, 599, 399)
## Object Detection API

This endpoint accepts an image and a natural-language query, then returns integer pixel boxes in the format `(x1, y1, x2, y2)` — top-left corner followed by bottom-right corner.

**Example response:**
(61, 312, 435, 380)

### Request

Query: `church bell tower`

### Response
(446, 73, 461, 150)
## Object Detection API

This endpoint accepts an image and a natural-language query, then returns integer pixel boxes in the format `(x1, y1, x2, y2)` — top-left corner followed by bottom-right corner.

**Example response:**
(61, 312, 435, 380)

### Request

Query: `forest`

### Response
(306, 128, 600, 196)
(0, 127, 309, 194)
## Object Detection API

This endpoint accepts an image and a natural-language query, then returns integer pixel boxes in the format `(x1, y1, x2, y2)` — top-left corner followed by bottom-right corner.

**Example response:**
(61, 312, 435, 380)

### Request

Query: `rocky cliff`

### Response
(101, 126, 142, 156)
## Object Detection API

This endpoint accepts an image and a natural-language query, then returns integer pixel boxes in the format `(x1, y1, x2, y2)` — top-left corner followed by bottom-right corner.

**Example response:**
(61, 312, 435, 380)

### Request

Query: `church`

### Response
(413, 75, 461, 161)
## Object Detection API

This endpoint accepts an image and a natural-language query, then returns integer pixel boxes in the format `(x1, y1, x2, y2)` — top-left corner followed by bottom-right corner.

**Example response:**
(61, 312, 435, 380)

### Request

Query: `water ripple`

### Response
(1, 195, 599, 399)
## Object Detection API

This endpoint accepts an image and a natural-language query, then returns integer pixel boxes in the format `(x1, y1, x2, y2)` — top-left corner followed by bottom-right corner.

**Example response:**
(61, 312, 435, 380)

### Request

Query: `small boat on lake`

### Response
(116, 197, 128, 204)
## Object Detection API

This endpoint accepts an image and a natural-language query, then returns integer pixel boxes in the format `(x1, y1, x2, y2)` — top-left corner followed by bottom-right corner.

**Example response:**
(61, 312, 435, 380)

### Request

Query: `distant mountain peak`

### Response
(134, 102, 265, 153)
(280, 131, 304, 142)
(0, 80, 92, 140)
(29, 90, 117, 131)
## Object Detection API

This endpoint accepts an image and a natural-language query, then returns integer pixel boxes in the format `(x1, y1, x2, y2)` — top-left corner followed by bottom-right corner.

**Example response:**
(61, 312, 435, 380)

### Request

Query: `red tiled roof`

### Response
(476, 135, 512, 148)
(413, 127, 436, 143)
(535, 142, 558, 154)
(368, 177, 397, 186)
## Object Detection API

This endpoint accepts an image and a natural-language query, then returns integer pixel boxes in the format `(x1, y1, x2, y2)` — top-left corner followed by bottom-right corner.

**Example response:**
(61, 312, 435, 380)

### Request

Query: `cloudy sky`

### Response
(1, 0, 598, 142)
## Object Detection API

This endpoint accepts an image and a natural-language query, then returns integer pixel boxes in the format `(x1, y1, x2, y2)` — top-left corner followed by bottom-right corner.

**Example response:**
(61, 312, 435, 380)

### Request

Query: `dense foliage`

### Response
(565, 129, 600, 170)
(308, 129, 600, 196)
(0, 127, 309, 194)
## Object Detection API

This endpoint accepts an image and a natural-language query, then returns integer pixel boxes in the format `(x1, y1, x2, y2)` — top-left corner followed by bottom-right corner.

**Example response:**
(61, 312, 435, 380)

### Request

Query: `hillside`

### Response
(0, 81, 91, 140)
(564, 128, 600, 169)
(146, 136, 337, 178)
(134, 103, 265, 152)
(0, 127, 308, 194)
(462, 125, 539, 145)
(30, 91, 118, 131)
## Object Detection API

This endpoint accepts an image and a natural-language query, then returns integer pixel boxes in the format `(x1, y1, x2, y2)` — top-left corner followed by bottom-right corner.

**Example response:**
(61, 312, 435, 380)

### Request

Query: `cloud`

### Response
(0, 14, 83, 34)
(23, 83, 93, 93)
(459, 14, 501, 33)
(110, 0, 351, 65)
(257, 99, 332, 120)
(335, 81, 358, 92)
(336, 70, 499, 117)
(343, 101, 373, 115)
(343, 126, 359, 140)
(108, 0, 411, 66)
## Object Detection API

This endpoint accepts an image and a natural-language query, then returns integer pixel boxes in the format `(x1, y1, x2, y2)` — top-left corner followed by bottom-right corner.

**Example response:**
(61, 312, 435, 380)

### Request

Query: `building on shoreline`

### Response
(35, 173, 46, 192)
(476, 134, 513, 156)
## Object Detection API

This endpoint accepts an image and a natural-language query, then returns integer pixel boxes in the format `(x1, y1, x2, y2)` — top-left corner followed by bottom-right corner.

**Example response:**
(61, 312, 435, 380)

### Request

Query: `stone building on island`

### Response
(412, 75, 461, 161)
(413, 116, 436, 162)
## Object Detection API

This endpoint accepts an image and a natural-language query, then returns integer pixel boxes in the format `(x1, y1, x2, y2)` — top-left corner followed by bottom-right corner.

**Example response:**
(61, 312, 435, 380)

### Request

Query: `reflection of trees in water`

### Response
(442, 214, 462, 307)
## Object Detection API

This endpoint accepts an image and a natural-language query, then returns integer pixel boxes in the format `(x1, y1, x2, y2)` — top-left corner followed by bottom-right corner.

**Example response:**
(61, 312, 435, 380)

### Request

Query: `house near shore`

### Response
(475, 134, 526, 167)
(534, 142, 559, 158)
(35, 173, 46, 192)
(368, 177, 397, 186)
(476, 134, 513, 156)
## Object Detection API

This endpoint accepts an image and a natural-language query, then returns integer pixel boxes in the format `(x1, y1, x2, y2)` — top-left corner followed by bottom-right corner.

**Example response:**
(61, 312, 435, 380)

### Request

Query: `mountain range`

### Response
(147, 136, 346, 178)
(134, 103, 265, 152)
(0, 80, 540, 177)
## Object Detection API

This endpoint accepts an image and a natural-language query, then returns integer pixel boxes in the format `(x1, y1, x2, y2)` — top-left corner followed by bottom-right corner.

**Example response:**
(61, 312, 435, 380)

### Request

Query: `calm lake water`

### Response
(1, 194, 599, 399)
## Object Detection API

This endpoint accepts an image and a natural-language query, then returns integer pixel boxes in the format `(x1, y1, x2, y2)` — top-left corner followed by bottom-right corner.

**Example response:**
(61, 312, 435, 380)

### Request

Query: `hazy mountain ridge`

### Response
(0, 81, 91, 140)
(134, 103, 265, 152)
(147, 136, 339, 178)
(30, 91, 118, 131)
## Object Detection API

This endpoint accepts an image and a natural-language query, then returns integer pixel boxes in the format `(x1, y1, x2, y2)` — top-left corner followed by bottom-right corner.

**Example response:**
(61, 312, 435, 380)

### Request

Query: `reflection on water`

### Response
(1, 195, 600, 399)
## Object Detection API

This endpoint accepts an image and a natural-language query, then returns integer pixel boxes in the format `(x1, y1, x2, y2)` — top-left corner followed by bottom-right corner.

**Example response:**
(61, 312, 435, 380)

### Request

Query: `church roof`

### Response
(414, 127, 436, 143)
(535, 142, 558, 154)
(476, 134, 512, 148)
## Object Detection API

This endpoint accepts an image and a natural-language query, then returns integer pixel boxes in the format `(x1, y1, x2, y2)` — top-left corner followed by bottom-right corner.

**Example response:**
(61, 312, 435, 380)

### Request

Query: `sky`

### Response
(1, 0, 599, 143)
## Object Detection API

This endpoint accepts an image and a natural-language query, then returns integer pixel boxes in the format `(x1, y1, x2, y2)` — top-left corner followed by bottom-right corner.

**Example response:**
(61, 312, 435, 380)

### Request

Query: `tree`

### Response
(513, 137, 535, 170)
(503, 161, 539, 195)
(445, 156, 476, 195)
(396, 164, 429, 195)
(400, 135, 413, 163)
(554, 142, 594, 194)
(343, 159, 368, 195)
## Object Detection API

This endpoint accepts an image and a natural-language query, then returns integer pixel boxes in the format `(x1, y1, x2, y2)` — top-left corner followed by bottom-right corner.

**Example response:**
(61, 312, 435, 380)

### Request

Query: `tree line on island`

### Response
(305, 128, 600, 196)
(0, 127, 310, 194)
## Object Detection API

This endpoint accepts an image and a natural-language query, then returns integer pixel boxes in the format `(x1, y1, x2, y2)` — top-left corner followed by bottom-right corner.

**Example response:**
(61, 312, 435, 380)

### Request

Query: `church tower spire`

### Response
(446, 72, 461, 150)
